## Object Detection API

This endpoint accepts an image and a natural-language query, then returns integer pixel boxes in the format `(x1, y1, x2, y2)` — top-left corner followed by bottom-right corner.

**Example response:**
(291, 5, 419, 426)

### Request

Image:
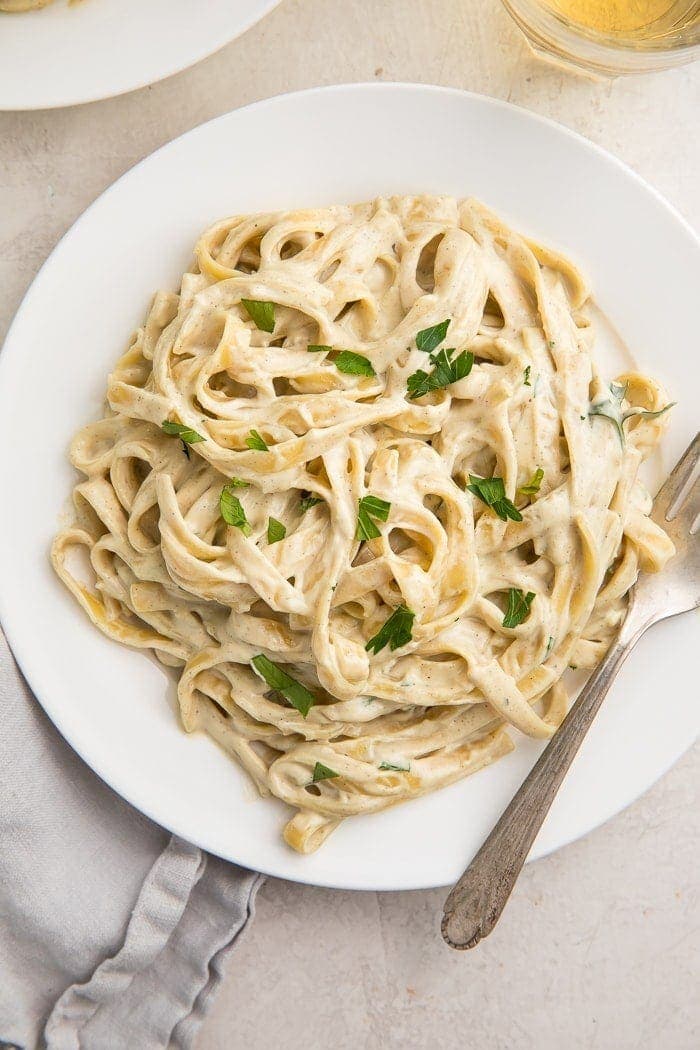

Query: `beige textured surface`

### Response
(0, 2, 698, 1048)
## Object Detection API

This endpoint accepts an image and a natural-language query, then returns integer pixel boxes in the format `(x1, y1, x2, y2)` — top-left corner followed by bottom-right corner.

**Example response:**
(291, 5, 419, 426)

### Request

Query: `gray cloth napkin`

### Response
(0, 629, 263, 1050)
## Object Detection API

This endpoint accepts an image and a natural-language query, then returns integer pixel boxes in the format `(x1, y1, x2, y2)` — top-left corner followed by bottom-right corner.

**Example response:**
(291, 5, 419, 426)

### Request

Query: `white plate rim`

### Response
(0, 0, 281, 111)
(0, 82, 697, 890)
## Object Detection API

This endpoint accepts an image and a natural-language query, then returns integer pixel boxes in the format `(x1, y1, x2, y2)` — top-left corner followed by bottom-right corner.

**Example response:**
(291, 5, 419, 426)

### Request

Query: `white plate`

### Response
(0, 84, 697, 891)
(0, 0, 279, 110)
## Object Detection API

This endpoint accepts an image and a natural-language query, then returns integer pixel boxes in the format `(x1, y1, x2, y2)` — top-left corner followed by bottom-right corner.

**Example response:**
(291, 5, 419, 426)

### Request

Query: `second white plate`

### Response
(0, 0, 280, 110)
(0, 84, 697, 890)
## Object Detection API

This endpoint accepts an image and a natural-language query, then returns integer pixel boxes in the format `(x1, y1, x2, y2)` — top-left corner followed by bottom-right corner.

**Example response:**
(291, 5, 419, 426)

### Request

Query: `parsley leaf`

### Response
(228, 477, 249, 488)
(416, 319, 450, 353)
(334, 350, 376, 377)
(311, 762, 339, 783)
(251, 654, 316, 718)
(356, 495, 391, 541)
(518, 467, 544, 497)
(588, 382, 674, 448)
(588, 381, 627, 444)
(524, 365, 531, 386)
(161, 420, 205, 446)
(407, 347, 473, 399)
(467, 475, 522, 522)
(625, 403, 675, 425)
(246, 429, 269, 451)
(365, 604, 415, 655)
(220, 486, 251, 535)
(379, 760, 410, 772)
(299, 492, 324, 514)
(241, 298, 275, 333)
(267, 517, 286, 544)
(307, 344, 331, 353)
(502, 588, 535, 628)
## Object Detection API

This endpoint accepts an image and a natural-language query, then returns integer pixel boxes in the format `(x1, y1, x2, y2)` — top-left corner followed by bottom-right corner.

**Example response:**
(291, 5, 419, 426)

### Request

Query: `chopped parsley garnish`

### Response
(523, 365, 531, 386)
(251, 654, 316, 718)
(467, 475, 522, 522)
(365, 604, 415, 655)
(356, 495, 391, 541)
(161, 420, 205, 453)
(589, 381, 674, 447)
(299, 492, 324, 514)
(334, 350, 376, 377)
(518, 468, 544, 497)
(241, 298, 275, 333)
(502, 588, 535, 629)
(307, 344, 332, 353)
(416, 319, 450, 353)
(588, 381, 628, 445)
(245, 429, 269, 451)
(379, 760, 411, 772)
(311, 762, 339, 783)
(220, 486, 251, 535)
(545, 635, 555, 657)
(267, 517, 286, 544)
(228, 477, 249, 488)
(407, 347, 473, 399)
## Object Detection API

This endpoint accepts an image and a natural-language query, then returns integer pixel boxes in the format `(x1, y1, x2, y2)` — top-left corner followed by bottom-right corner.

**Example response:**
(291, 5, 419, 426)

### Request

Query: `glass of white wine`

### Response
(501, 0, 700, 74)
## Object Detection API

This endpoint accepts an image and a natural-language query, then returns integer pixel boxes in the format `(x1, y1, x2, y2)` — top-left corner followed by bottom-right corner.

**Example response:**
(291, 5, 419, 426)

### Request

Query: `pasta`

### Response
(0, 1, 55, 10)
(0, 0, 83, 10)
(52, 195, 675, 853)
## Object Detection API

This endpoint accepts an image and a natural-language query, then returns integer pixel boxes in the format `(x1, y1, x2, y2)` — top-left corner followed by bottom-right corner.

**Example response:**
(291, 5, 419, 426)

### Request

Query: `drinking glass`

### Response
(501, 0, 700, 75)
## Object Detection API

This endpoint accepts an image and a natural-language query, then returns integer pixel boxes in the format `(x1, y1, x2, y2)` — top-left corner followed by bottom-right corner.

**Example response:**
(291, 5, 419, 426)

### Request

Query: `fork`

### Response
(442, 432, 700, 950)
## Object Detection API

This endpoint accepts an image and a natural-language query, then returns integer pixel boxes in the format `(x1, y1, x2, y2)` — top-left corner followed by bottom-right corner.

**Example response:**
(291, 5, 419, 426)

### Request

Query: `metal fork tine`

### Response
(666, 463, 700, 514)
(667, 458, 700, 524)
(652, 432, 700, 523)
(678, 476, 700, 534)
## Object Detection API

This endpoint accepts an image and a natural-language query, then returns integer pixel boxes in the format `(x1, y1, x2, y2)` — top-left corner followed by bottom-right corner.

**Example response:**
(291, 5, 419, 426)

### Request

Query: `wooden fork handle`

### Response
(442, 634, 638, 950)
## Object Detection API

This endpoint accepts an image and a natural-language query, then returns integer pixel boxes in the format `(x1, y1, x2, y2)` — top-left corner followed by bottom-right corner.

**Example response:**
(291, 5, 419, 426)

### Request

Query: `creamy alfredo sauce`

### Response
(52, 196, 674, 852)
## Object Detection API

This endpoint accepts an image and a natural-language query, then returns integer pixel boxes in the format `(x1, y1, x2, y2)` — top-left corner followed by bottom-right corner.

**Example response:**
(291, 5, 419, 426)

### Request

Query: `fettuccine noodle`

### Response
(52, 195, 674, 853)
(0, 0, 83, 10)
(0, 1, 55, 10)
